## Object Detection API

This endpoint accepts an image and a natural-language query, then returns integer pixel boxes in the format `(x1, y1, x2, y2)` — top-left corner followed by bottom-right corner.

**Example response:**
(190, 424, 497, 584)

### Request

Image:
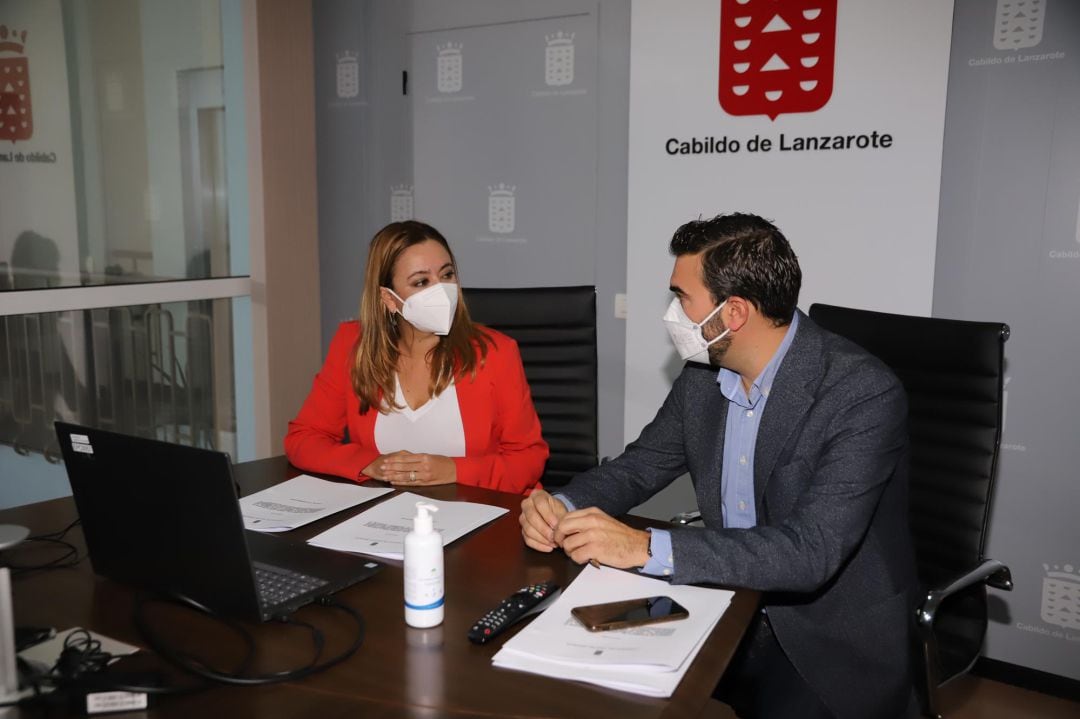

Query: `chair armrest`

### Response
(669, 511, 701, 525)
(916, 559, 1013, 629)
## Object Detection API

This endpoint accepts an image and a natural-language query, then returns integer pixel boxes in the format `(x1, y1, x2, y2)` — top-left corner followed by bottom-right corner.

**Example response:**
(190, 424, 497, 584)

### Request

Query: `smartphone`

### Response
(571, 596, 689, 632)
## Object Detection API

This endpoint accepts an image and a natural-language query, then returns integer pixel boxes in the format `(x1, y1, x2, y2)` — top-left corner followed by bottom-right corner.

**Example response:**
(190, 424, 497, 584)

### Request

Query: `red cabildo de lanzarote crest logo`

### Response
(0, 24, 33, 143)
(718, 0, 837, 120)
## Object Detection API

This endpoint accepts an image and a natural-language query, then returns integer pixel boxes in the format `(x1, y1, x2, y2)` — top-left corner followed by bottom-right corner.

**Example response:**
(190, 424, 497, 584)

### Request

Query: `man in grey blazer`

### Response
(520, 213, 918, 719)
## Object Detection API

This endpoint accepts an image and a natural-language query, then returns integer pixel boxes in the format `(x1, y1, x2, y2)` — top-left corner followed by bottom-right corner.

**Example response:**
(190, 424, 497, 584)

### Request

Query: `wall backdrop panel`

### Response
(410, 14, 597, 287)
(935, 0, 1080, 682)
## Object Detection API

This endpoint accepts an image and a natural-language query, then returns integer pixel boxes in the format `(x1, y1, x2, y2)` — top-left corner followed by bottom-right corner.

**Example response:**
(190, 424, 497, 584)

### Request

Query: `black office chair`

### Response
(808, 303, 1013, 719)
(462, 286, 598, 487)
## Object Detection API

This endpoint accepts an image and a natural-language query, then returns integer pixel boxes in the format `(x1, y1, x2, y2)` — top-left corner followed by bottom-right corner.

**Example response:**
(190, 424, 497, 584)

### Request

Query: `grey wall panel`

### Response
(314, 0, 412, 352)
(592, 1, 629, 469)
(314, 0, 369, 345)
(935, 0, 1080, 680)
(409, 13, 597, 287)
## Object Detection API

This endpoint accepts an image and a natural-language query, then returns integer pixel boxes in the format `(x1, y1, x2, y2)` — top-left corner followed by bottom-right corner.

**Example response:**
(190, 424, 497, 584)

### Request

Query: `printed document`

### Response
(306, 491, 507, 559)
(492, 564, 734, 697)
(240, 474, 392, 532)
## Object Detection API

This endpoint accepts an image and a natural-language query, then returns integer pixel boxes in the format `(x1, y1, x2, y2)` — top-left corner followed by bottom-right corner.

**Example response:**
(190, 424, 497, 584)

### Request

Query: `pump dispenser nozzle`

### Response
(413, 502, 439, 534)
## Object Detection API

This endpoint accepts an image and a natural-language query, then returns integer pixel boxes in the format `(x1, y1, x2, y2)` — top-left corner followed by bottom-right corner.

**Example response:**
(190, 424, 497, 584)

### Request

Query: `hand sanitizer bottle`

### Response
(404, 502, 444, 628)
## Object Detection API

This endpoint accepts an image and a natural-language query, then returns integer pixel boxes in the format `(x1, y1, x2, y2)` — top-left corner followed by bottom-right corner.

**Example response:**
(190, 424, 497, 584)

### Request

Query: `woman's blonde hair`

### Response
(352, 221, 490, 413)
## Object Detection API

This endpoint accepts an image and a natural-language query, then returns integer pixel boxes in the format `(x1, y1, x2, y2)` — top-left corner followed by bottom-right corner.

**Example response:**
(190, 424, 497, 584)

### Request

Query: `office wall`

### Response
(409, 13, 597, 286)
(313, 0, 407, 334)
(246, 0, 323, 459)
(935, 0, 1080, 681)
(313, 0, 630, 462)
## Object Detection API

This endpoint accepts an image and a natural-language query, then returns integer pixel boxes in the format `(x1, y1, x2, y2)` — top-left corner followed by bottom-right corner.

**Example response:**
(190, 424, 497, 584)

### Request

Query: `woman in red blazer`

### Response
(285, 221, 548, 494)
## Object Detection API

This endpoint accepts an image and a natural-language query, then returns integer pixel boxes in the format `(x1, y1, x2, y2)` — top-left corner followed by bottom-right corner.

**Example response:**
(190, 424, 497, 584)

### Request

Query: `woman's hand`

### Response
(363, 451, 457, 486)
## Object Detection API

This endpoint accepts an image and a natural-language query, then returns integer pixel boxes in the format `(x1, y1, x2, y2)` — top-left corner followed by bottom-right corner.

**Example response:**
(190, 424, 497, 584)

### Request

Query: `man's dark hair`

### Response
(669, 213, 802, 326)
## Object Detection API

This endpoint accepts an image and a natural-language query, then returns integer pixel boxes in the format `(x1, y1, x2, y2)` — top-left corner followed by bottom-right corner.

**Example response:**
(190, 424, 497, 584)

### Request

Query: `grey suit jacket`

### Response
(561, 311, 918, 719)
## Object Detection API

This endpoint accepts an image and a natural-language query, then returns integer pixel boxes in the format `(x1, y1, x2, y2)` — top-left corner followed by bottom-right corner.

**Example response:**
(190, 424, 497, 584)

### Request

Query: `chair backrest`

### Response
(807, 304, 1009, 589)
(463, 286, 598, 487)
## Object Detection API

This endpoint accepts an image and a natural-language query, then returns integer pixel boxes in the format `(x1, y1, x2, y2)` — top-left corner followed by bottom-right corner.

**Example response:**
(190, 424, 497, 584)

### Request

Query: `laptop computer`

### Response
(55, 422, 382, 622)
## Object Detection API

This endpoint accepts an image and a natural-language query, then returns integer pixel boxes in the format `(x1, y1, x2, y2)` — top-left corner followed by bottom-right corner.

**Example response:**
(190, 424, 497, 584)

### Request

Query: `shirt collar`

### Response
(717, 312, 800, 407)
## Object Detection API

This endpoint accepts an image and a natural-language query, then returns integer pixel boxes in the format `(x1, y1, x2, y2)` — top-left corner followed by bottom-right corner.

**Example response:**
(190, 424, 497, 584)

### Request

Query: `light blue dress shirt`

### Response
(639, 313, 800, 577)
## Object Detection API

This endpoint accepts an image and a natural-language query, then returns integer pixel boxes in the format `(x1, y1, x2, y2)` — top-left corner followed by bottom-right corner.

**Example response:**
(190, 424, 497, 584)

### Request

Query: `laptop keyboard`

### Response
(253, 561, 329, 608)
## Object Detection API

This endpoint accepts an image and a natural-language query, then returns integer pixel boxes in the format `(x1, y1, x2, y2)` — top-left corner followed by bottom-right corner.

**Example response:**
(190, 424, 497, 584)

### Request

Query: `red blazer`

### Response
(284, 322, 548, 494)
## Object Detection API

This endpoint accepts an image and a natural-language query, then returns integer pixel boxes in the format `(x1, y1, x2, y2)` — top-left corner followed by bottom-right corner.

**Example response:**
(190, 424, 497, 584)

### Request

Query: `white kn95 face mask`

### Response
(661, 297, 730, 364)
(388, 282, 459, 335)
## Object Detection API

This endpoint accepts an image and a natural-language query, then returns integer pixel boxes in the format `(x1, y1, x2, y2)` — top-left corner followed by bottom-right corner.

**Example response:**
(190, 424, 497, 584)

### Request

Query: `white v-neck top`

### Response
(373, 377, 467, 457)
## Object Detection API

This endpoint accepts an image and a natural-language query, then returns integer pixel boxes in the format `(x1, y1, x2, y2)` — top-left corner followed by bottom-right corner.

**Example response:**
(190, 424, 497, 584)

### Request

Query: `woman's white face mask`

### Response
(661, 297, 730, 363)
(387, 282, 459, 335)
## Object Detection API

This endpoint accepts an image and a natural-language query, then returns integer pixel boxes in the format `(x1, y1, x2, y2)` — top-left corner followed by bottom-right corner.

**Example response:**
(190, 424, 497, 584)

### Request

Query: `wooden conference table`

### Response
(2, 456, 758, 718)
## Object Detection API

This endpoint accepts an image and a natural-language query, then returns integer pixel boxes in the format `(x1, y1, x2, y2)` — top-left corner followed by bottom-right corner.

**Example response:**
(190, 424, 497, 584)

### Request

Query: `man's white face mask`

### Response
(387, 282, 459, 335)
(661, 297, 730, 364)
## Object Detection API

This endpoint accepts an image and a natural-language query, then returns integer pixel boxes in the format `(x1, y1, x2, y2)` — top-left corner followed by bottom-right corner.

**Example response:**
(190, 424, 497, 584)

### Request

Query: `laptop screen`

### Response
(56, 422, 267, 618)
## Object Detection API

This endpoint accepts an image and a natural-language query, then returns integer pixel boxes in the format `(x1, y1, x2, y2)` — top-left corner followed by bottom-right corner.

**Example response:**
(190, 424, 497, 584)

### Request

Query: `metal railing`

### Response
(0, 302, 236, 463)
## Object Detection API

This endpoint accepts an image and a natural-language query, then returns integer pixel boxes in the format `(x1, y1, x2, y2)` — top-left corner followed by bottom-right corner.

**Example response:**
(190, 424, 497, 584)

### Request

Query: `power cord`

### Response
(133, 593, 365, 686)
(54, 629, 111, 679)
(1, 518, 83, 576)
(48, 629, 198, 695)
(5, 627, 197, 713)
(30, 517, 82, 542)
(2, 586, 364, 712)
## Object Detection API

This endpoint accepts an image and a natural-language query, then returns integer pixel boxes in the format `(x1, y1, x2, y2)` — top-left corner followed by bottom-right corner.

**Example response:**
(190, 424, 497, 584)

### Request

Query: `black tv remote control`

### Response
(467, 581, 561, 645)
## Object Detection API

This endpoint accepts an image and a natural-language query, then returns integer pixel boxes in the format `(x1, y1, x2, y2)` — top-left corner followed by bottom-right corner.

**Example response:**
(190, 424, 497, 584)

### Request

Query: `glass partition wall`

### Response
(0, 299, 238, 460)
(0, 0, 251, 508)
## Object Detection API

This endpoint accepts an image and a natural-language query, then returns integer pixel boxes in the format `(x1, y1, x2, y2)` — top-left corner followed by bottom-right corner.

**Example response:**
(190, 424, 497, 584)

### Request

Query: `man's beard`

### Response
(704, 317, 733, 366)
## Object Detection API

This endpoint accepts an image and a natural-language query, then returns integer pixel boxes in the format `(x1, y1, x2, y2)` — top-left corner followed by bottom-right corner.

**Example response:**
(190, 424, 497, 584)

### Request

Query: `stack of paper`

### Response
(240, 474, 393, 532)
(492, 565, 733, 697)
(307, 492, 507, 559)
